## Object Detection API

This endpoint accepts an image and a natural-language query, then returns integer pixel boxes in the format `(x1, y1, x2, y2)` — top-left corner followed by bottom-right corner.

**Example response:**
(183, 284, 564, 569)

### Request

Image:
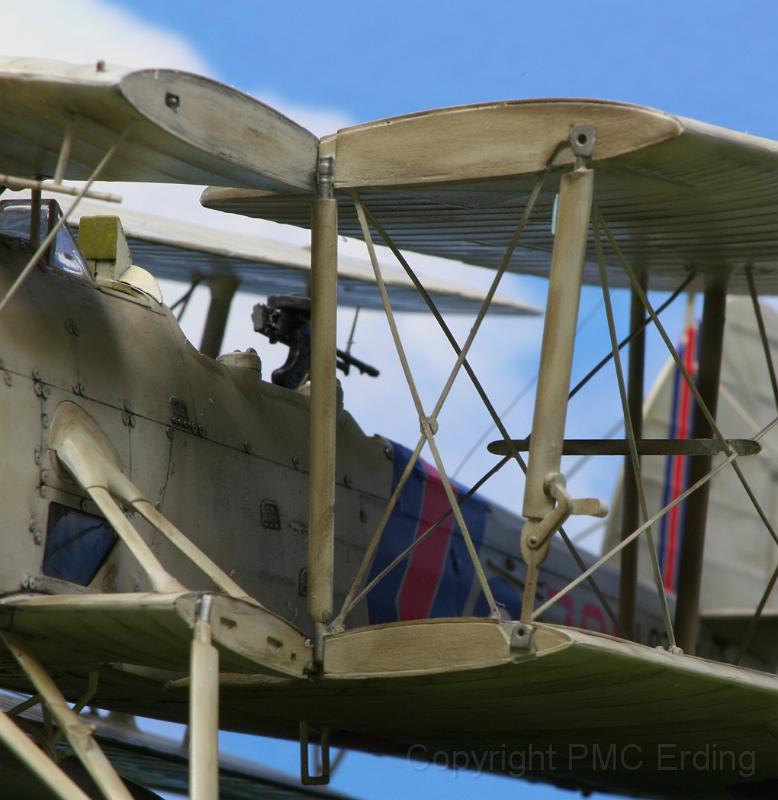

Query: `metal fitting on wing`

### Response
(510, 622, 534, 651)
(525, 472, 608, 552)
(570, 125, 597, 159)
(317, 156, 334, 200)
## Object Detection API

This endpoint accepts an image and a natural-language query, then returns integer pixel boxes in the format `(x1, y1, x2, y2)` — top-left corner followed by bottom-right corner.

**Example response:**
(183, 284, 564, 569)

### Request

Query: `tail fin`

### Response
(604, 297, 778, 641)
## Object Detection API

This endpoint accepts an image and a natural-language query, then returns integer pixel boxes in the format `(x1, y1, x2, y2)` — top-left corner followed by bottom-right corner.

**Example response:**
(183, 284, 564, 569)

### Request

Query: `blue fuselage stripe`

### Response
(367, 444, 492, 623)
(366, 443, 426, 623)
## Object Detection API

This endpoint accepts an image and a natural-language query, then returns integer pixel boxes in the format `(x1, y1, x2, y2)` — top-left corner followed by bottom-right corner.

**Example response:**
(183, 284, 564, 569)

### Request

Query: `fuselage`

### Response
(0, 211, 677, 668)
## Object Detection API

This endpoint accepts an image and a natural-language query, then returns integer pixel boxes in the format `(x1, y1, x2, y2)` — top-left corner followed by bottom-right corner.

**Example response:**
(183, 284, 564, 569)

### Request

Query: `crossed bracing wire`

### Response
(335, 173, 549, 626)
(335, 164, 778, 668)
(336, 174, 690, 634)
(335, 169, 625, 630)
(734, 267, 778, 663)
(535, 207, 778, 657)
(532, 207, 778, 659)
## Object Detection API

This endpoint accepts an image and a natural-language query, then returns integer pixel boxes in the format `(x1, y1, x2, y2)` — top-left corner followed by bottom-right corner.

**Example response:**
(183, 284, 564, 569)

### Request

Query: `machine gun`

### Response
(253, 294, 379, 389)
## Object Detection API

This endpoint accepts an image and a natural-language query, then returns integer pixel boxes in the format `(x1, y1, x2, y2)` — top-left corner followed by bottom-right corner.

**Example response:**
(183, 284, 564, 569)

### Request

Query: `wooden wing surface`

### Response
(0, 57, 318, 190)
(1, 595, 776, 798)
(203, 98, 778, 293)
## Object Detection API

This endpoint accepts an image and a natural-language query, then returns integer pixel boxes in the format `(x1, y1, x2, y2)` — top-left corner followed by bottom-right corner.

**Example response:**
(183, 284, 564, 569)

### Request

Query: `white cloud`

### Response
(0, 1, 547, 518)
(0, 0, 210, 73)
(0, 0, 631, 550)
(250, 91, 356, 138)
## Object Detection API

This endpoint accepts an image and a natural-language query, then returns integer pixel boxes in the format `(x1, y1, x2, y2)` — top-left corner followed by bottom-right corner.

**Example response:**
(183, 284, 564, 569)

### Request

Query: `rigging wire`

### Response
(452, 272, 694, 481)
(451, 297, 604, 478)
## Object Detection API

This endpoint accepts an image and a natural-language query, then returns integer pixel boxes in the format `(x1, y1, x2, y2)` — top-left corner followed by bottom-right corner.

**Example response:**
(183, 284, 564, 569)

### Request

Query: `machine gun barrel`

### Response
(336, 348, 379, 378)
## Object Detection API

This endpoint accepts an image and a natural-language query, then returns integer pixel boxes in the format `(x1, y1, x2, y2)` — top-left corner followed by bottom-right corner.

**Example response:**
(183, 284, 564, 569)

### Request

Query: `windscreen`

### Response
(0, 199, 90, 278)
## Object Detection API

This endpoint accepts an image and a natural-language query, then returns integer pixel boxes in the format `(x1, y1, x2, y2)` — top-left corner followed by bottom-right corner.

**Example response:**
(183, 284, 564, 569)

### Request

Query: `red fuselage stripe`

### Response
(397, 462, 456, 620)
(663, 325, 697, 590)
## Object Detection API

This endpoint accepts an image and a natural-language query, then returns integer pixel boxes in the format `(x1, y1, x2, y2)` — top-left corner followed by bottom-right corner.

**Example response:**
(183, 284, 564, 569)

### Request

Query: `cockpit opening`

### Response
(0, 198, 90, 279)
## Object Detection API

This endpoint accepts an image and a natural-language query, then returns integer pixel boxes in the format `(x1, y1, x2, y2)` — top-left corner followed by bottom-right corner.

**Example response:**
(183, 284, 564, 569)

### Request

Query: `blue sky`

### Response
(103, 4, 774, 798)
(8, 1, 778, 797)
(109, 1, 778, 132)
(94, 2, 778, 526)
(101, 1, 778, 798)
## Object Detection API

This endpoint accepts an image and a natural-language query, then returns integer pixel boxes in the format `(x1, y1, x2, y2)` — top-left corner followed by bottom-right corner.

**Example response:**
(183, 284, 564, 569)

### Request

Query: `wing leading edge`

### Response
(0, 57, 318, 191)
(202, 98, 778, 294)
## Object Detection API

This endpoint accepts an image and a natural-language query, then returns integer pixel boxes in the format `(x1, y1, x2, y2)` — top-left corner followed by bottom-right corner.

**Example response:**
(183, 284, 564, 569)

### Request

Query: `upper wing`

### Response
(202, 98, 778, 294)
(0, 57, 317, 191)
(69, 203, 539, 315)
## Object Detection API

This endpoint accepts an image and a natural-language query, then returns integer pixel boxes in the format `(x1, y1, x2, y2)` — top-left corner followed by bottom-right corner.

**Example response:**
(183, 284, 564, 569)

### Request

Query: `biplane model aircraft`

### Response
(0, 56, 776, 800)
